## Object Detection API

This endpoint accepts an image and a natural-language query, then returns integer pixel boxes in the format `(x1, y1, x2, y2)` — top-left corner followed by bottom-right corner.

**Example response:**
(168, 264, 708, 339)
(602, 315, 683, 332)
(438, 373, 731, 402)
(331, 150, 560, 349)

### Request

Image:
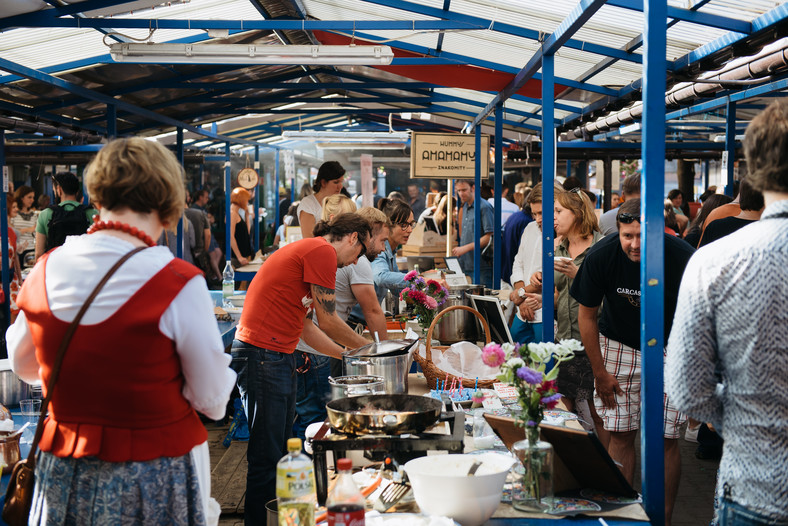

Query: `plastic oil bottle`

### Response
(277, 438, 316, 526)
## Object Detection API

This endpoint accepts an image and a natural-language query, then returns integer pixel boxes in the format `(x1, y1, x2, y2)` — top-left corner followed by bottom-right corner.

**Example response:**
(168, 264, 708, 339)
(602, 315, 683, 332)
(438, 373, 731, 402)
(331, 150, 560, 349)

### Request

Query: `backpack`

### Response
(45, 204, 91, 251)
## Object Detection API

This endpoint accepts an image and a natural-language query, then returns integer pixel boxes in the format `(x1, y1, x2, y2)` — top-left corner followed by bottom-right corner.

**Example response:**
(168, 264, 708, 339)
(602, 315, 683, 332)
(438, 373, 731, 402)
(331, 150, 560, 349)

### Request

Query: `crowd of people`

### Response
(3, 99, 787, 526)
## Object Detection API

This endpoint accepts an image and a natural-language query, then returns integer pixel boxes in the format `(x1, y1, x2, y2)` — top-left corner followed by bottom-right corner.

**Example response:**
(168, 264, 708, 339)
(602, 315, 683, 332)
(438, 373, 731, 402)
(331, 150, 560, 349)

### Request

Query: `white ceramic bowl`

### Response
(404, 453, 515, 526)
(227, 295, 246, 308)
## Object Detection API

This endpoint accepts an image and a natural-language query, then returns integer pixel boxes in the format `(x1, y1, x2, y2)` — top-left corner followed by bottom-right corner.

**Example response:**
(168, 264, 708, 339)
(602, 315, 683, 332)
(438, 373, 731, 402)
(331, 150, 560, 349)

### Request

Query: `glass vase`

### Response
(511, 426, 554, 513)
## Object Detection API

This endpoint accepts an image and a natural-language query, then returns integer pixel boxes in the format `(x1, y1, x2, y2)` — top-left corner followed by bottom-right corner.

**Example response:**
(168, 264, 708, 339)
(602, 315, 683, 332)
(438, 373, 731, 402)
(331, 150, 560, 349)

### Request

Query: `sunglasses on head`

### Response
(617, 212, 640, 224)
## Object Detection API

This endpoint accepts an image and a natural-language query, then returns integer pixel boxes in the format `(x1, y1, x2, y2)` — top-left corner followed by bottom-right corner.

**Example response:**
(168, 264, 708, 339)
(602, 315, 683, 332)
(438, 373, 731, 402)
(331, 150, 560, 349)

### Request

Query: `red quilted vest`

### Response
(16, 254, 207, 462)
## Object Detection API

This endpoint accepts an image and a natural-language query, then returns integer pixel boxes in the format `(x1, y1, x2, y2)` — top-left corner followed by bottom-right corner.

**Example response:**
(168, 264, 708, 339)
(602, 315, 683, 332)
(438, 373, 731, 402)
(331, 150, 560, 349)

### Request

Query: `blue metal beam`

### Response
(665, 75, 788, 121)
(4, 18, 481, 31)
(0, 100, 106, 134)
(473, 126, 482, 285)
(540, 52, 556, 344)
(493, 102, 502, 289)
(0, 131, 10, 335)
(607, 0, 752, 33)
(0, 56, 266, 147)
(557, 141, 724, 150)
(724, 100, 736, 197)
(471, 0, 608, 129)
(359, 0, 644, 65)
(672, 2, 788, 71)
(641, 0, 667, 522)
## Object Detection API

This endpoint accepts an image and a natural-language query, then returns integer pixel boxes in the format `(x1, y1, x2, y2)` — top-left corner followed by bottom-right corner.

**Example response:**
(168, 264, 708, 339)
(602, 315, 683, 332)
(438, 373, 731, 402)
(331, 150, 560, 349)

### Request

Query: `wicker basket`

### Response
(414, 304, 496, 390)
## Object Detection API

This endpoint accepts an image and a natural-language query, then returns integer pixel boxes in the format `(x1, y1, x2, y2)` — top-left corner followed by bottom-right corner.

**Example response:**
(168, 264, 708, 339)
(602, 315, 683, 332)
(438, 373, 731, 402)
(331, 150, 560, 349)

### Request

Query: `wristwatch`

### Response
(517, 287, 526, 298)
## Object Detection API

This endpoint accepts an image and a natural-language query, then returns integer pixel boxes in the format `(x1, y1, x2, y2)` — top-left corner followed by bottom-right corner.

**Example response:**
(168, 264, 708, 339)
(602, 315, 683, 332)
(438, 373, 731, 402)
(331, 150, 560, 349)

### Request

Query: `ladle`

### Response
(467, 460, 483, 476)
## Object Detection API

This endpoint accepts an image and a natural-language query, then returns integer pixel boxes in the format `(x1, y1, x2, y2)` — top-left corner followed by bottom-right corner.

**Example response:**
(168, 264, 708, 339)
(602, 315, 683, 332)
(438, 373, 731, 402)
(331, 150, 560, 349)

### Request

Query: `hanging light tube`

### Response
(109, 43, 394, 65)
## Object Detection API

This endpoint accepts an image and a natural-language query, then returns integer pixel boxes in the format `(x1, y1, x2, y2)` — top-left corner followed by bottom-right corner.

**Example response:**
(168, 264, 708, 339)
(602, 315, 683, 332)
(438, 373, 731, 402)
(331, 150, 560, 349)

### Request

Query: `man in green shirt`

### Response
(35, 172, 97, 261)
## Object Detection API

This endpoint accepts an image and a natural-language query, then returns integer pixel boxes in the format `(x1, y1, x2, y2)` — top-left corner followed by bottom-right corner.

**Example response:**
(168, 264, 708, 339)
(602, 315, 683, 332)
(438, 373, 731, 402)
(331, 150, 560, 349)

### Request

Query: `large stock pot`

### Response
(434, 284, 484, 344)
(341, 339, 418, 394)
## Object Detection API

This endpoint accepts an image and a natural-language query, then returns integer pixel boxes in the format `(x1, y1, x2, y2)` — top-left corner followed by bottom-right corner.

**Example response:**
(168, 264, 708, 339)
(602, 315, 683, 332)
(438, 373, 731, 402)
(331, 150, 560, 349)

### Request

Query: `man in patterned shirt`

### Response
(667, 99, 788, 525)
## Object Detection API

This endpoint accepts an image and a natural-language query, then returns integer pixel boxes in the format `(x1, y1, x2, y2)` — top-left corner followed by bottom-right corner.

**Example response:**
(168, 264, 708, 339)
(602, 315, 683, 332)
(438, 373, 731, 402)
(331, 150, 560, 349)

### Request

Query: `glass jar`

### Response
(511, 426, 554, 512)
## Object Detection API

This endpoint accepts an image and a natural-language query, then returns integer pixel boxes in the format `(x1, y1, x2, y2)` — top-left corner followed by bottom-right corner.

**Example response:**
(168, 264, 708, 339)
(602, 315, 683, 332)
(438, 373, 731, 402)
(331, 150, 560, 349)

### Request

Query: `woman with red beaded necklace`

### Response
(7, 137, 235, 526)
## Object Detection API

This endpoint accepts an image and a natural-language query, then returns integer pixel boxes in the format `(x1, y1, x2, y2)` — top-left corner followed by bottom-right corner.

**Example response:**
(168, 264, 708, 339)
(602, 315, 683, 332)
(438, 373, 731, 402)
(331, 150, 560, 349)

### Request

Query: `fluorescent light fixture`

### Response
(712, 134, 745, 143)
(281, 131, 410, 142)
(110, 43, 395, 65)
(401, 112, 412, 120)
(316, 142, 407, 150)
(271, 102, 306, 111)
(619, 122, 641, 135)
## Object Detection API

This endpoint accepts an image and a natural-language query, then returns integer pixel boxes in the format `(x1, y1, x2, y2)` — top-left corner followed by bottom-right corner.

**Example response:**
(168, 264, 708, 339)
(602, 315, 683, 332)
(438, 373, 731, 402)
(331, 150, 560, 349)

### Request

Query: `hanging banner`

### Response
(283, 150, 295, 182)
(360, 154, 373, 208)
(410, 132, 490, 179)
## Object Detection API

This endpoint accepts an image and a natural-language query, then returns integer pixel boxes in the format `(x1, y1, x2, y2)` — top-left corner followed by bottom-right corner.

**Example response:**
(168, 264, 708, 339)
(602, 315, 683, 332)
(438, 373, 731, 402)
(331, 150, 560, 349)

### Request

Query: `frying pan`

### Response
(326, 394, 442, 435)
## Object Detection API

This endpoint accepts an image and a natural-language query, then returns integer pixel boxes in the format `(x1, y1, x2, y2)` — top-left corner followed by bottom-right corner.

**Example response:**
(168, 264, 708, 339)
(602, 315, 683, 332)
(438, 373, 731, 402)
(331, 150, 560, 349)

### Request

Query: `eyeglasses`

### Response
(398, 221, 417, 230)
(616, 212, 640, 224)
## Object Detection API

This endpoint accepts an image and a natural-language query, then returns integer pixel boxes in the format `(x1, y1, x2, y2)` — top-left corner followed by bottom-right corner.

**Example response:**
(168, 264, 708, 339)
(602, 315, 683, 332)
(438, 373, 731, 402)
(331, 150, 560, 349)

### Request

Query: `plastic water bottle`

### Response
(222, 260, 235, 301)
(327, 458, 365, 526)
(277, 438, 316, 526)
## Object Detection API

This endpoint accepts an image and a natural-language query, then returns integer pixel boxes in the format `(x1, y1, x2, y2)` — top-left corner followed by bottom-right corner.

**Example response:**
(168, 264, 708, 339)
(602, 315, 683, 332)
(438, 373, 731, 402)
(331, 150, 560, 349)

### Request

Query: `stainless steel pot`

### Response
(434, 284, 484, 344)
(328, 375, 385, 400)
(326, 394, 442, 435)
(0, 361, 30, 407)
(342, 339, 418, 394)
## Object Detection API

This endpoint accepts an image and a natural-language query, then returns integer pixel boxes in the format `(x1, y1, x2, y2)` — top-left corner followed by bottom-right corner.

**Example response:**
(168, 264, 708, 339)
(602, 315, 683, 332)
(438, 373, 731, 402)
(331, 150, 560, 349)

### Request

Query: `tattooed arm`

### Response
(311, 284, 370, 349)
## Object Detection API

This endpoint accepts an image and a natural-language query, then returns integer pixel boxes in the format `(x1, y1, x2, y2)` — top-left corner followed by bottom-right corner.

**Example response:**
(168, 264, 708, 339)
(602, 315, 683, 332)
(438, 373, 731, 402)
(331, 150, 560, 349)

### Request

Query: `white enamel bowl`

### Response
(404, 452, 515, 526)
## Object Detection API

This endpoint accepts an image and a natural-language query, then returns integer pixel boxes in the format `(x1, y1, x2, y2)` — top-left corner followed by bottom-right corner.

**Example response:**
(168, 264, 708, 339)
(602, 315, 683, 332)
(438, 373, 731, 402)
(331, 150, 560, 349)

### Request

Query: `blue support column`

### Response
(77, 165, 88, 205)
(724, 100, 737, 197)
(224, 142, 232, 266)
(565, 160, 572, 182)
(540, 53, 556, 343)
(493, 102, 503, 289)
(642, 0, 668, 523)
(473, 126, 482, 285)
(703, 159, 710, 191)
(176, 128, 184, 259)
(0, 132, 10, 336)
(253, 147, 260, 254)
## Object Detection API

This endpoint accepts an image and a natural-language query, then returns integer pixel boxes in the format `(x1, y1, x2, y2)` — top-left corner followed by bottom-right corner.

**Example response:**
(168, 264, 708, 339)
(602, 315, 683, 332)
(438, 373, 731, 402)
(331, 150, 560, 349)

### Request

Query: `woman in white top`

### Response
(11, 185, 38, 263)
(297, 161, 346, 239)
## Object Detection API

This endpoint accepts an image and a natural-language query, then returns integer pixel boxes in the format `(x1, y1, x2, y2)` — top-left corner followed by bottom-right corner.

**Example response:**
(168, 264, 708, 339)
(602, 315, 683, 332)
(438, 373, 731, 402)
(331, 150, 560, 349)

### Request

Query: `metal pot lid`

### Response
(343, 338, 417, 358)
(328, 375, 385, 386)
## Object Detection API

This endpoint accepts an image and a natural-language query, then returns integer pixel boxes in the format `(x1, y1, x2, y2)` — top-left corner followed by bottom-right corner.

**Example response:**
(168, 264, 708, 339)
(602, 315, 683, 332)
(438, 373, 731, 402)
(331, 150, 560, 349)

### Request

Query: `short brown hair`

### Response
(357, 206, 390, 238)
(313, 213, 371, 243)
(556, 188, 599, 238)
(85, 138, 184, 228)
(231, 187, 251, 207)
(621, 173, 641, 198)
(743, 99, 788, 194)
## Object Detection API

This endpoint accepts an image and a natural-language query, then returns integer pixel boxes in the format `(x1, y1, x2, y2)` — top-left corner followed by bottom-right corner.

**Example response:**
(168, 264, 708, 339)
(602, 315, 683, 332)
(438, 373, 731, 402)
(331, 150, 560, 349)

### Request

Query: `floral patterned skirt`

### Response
(30, 450, 207, 526)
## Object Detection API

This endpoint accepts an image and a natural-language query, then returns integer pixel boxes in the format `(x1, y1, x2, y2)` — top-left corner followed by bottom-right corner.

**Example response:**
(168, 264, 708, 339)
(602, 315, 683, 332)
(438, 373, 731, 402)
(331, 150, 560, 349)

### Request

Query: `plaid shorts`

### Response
(593, 335, 686, 439)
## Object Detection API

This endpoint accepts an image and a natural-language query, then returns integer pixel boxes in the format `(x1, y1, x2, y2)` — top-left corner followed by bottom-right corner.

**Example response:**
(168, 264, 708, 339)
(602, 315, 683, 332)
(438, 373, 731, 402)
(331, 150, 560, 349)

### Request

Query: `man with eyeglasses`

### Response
(453, 179, 494, 287)
(570, 197, 694, 525)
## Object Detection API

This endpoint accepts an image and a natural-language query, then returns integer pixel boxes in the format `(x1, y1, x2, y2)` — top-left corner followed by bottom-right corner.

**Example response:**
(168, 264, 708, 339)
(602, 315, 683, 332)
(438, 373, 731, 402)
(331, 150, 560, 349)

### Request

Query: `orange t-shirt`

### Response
(236, 237, 337, 353)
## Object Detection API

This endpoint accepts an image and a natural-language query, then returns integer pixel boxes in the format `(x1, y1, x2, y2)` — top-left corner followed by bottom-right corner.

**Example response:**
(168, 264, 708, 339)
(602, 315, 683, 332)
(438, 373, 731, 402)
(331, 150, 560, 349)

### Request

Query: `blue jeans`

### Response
(294, 351, 332, 440)
(510, 316, 542, 345)
(230, 340, 296, 526)
(719, 499, 788, 526)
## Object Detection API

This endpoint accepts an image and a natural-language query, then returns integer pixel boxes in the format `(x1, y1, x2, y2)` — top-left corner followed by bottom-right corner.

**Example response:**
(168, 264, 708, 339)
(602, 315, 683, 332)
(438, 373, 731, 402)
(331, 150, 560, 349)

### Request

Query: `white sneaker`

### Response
(684, 423, 700, 443)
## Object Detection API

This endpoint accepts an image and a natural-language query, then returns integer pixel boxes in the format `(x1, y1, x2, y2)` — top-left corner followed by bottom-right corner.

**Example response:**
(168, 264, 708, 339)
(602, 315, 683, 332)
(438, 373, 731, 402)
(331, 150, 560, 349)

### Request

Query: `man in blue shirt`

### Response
(452, 180, 494, 287)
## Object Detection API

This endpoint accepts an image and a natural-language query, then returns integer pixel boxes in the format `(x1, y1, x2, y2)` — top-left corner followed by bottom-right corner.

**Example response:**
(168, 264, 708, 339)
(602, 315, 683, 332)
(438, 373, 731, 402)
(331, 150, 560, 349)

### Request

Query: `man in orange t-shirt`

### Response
(231, 214, 371, 525)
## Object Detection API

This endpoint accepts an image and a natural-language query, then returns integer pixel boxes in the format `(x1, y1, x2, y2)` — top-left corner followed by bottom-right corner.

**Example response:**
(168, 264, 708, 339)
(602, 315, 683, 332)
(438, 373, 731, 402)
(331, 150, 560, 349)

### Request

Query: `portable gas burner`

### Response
(310, 408, 464, 505)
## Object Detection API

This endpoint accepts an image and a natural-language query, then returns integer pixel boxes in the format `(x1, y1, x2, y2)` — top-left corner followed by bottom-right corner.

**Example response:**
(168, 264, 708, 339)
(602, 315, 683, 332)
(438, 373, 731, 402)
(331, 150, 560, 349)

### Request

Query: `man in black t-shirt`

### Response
(570, 198, 694, 525)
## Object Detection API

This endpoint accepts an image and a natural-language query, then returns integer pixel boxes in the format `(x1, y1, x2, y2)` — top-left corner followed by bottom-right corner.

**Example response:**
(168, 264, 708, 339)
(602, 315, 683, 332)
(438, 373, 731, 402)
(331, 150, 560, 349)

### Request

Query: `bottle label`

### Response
(276, 465, 315, 499)
(222, 281, 234, 298)
(327, 504, 365, 526)
(278, 502, 314, 526)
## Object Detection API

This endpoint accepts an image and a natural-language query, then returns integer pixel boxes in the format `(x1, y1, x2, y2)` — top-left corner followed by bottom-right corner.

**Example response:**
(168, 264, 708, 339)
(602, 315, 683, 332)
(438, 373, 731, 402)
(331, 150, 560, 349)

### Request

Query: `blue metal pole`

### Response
(724, 100, 737, 197)
(176, 128, 184, 259)
(253, 147, 260, 254)
(473, 126, 482, 286)
(493, 102, 503, 289)
(0, 132, 10, 338)
(703, 159, 710, 191)
(224, 142, 232, 265)
(642, 0, 667, 523)
(540, 53, 556, 344)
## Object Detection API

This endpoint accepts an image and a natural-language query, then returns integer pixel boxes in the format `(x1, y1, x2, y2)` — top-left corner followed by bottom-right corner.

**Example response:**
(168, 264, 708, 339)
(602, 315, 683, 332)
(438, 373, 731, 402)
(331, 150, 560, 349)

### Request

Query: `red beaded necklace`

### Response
(87, 219, 156, 248)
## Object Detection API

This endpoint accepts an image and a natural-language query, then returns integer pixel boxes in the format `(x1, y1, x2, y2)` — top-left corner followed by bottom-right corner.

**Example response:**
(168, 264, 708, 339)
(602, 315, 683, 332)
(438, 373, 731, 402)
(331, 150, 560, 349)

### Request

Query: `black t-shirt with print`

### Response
(569, 232, 695, 350)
